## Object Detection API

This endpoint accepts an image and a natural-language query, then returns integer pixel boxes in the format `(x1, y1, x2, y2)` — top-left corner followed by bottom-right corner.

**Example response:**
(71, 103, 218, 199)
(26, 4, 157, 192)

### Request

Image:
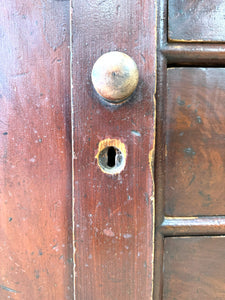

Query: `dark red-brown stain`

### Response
(0, 1, 73, 299)
(165, 68, 225, 217)
(163, 237, 225, 299)
(72, 0, 156, 299)
(4, 1, 225, 299)
(168, 0, 225, 42)
(154, 1, 225, 300)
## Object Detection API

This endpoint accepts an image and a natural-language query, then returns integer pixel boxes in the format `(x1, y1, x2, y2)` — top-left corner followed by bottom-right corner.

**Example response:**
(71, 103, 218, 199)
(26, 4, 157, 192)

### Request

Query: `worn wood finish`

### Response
(165, 68, 225, 217)
(155, 1, 225, 299)
(162, 44, 225, 67)
(161, 217, 225, 236)
(168, 0, 225, 42)
(153, 1, 174, 298)
(72, 0, 156, 299)
(0, 1, 73, 299)
(153, 1, 168, 299)
(163, 237, 225, 299)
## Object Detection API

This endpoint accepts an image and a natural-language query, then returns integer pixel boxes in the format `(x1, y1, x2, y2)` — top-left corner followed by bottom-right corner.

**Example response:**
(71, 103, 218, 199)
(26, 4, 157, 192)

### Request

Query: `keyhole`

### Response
(107, 147, 116, 167)
(96, 140, 126, 175)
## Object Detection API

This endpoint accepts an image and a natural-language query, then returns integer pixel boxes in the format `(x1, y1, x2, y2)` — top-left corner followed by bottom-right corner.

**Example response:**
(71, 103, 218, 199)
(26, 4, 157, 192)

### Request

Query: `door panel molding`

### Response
(155, 1, 225, 299)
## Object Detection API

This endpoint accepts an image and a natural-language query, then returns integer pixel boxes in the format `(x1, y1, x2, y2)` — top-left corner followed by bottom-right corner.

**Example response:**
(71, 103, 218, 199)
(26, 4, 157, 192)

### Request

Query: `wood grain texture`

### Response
(168, 0, 225, 42)
(71, 0, 156, 299)
(163, 237, 225, 299)
(165, 68, 225, 217)
(155, 2, 225, 299)
(0, 1, 73, 299)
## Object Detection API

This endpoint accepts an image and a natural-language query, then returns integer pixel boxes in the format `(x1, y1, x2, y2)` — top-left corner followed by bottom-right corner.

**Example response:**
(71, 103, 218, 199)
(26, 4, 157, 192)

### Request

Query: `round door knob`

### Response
(91, 51, 139, 103)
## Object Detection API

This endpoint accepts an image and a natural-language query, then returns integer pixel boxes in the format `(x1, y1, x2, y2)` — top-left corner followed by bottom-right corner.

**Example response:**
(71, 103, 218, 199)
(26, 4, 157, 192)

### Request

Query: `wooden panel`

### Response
(168, 0, 225, 42)
(165, 68, 225, 217)
(0, 1, 73, 299)
(163, 237, 225, 299)
(72, 1, 156, 299)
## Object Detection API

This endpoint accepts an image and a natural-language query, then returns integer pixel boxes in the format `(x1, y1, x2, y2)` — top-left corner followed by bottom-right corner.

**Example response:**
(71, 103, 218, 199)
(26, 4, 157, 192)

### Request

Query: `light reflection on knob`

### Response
(91, 51, 139, 104)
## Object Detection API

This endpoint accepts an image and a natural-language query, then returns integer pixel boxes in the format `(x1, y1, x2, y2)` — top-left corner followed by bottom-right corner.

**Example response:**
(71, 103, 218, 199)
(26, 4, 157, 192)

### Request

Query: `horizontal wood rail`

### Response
(160, 217, 225, 236)
(161, 44, 225, 66)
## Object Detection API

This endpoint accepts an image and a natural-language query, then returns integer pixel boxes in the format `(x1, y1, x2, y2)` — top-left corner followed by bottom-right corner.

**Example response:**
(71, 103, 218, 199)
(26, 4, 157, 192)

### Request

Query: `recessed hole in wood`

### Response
(107, 147, 116, 167)
(95, 139, 127, 175)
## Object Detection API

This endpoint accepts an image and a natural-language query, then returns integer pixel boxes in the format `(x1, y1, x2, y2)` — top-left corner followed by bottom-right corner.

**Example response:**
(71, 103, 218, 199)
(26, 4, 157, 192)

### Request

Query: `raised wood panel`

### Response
(168, 0, 225, 42)
(0, 1, 73, 299)
(165, 68, 225, 217)
(72, 0, 156, 299)
(163, 237, 225, 299)
(155, 2, 225, 300)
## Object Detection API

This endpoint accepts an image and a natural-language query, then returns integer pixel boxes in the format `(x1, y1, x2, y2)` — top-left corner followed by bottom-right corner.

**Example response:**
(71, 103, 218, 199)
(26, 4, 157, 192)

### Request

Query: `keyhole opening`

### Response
(107, 147, 116, 167)
(96, 140, 126, 175)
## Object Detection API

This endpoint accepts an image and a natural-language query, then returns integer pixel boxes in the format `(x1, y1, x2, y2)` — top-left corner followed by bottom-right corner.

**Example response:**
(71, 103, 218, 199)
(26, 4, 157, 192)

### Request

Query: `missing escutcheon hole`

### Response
(99, 146, 123, 173)
(96, 139, 127, 175)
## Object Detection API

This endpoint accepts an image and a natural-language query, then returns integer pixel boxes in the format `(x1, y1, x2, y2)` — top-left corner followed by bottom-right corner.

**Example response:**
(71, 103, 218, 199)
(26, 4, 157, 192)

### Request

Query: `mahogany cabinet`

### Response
(1, 0, 225, 299)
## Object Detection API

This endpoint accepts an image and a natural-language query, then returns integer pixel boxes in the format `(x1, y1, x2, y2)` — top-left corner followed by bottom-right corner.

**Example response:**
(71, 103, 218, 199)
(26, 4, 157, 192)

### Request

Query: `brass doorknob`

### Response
(91, 51, 139, 103)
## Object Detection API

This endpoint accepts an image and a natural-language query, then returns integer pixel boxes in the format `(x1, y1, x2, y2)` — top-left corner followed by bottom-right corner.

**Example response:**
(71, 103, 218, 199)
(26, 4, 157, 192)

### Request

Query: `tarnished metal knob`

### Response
(91, 51, 139, 104)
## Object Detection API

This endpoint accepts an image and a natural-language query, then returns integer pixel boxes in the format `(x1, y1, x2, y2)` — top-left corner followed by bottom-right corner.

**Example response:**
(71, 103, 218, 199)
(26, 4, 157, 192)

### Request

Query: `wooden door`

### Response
(2, 1, 225, 300)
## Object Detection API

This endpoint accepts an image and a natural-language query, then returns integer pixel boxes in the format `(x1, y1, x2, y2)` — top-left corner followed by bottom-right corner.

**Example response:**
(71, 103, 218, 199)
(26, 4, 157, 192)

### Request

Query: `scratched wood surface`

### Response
(72, 0, 156, 299)
(0, 1, 73, 299)
(163, 237, 225, 299)
(168, 0, 225, 42)
(165, 68, 225, 217)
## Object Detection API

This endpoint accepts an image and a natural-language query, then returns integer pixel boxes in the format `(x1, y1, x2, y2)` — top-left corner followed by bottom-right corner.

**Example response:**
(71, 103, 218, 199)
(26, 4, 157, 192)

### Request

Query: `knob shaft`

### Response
(91, 51, 139, 103)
